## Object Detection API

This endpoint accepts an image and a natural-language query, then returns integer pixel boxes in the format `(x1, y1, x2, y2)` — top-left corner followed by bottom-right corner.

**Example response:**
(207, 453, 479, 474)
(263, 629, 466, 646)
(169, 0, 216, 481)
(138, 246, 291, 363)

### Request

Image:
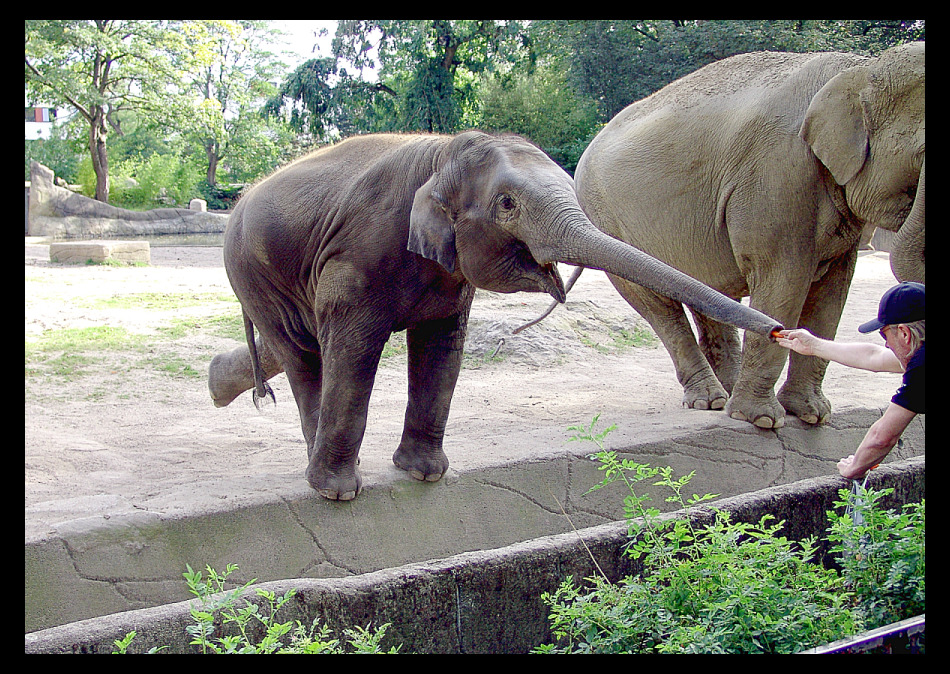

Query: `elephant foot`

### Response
(306, 456, 362, 501)
(778, 386, 831, 425)
(392, 442, 449, 482)
(725, 390, 786, 429)
(681, 374, 729, 410)
(208, 353, 245, 408)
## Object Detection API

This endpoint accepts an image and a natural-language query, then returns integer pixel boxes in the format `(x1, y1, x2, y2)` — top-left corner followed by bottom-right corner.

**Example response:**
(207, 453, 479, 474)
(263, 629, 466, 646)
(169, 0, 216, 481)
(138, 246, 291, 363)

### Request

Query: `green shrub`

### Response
(826, 482, 925, 629)
(114, 564, 400, 654)
(534, 416, 924, 654)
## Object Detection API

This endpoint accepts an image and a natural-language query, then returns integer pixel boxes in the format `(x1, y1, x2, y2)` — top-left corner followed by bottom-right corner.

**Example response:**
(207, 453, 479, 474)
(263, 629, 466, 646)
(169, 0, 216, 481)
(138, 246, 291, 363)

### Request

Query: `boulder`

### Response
(49, 240, 151, 265)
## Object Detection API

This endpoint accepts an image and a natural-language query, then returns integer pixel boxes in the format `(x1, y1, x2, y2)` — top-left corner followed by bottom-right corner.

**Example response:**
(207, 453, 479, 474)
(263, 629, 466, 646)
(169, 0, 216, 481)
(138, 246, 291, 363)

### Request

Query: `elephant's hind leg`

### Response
(208, 337, 284, 407)
(690, 310, 741, 396)
(607, 275, 728, 410)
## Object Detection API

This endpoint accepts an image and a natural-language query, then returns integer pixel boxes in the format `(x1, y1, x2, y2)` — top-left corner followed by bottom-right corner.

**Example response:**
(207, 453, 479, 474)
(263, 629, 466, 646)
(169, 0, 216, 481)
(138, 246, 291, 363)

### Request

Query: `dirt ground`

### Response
(25, 241, 903, 520)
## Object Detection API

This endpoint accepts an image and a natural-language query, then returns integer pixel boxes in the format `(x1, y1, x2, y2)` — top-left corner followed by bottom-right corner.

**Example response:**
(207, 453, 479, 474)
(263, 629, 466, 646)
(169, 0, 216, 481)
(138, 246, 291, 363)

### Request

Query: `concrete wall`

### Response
(25, 456, 924, 654)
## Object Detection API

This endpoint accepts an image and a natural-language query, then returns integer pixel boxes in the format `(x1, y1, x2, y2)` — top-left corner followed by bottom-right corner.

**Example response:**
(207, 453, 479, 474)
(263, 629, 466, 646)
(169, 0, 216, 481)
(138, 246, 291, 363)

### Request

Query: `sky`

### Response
(272, 20, 338, 65)
(271, 20, 378, 81)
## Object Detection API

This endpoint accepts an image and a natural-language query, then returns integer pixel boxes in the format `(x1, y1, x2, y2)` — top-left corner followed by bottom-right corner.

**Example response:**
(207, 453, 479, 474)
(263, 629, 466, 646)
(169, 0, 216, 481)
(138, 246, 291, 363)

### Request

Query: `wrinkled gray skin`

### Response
(209, 131, 781, 500)
(572, 42, 924, 429)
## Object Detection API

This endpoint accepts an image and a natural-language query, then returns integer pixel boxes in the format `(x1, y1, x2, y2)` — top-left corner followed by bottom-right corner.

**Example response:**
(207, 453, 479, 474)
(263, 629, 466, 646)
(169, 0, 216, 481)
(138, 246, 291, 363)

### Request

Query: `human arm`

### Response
(837, 403, 916, 479)
(775, 329, 903, 373)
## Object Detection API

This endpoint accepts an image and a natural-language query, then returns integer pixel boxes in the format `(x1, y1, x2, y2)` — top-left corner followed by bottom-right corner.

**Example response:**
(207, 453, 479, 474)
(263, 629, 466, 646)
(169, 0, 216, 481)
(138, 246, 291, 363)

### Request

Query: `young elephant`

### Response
(210, 131, 781, 500)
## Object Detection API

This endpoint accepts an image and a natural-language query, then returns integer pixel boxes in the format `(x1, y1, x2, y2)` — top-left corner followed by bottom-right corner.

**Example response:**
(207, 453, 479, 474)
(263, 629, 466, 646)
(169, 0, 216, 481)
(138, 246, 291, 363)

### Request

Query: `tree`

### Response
(332, 20, 526, 133)
(533, 20, 924, 124)
(25, 20, 203, 202)
(181, 20, 286, 186)
(478, 64, 599, 172)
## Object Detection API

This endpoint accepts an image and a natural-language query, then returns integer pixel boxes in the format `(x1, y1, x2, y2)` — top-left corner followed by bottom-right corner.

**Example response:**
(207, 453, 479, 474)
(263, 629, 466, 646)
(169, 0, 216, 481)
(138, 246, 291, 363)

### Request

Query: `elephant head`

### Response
(800, 41, 924, 283)
(409, 131, 782, 337)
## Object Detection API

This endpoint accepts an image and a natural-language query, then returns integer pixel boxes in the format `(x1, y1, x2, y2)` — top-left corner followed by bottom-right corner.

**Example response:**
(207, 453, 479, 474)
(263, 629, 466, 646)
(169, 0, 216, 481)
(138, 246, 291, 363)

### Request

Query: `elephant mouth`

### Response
(538, 262, 566, 303)
(512, 240, 565, 302)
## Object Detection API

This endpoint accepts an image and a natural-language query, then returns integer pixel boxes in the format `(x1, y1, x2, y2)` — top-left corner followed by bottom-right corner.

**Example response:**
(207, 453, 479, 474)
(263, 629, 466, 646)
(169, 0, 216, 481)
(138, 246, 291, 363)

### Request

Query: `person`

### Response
(776, 282, 925, 479)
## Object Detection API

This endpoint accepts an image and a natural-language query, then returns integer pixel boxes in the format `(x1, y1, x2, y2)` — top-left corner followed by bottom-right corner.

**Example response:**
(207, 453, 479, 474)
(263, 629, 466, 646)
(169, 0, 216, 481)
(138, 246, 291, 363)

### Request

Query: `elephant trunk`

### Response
(528, 210, 783, 338)
(890, 160, 925, 283)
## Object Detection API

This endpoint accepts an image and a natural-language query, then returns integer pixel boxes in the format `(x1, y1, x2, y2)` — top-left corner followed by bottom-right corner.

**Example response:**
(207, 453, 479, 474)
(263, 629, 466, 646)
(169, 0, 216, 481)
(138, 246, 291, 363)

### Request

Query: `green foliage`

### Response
(263, 57, 339, 139)
(25, 132, 84, 183)
(115, 564, 399, 654)
(108, 153, 203, 209)
(478, 64, 600, 172)
(27, 19, 924, 195)
(532, 19, 924, 123)
(827, 484, 925, 628)
(536, 417, 924, 654)
(332, 20, 527, 134)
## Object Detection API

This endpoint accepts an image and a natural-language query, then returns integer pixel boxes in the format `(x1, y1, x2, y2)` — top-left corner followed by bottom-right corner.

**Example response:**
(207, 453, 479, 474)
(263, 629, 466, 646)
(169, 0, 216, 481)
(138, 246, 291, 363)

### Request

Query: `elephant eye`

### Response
(499, 195, 516, 211)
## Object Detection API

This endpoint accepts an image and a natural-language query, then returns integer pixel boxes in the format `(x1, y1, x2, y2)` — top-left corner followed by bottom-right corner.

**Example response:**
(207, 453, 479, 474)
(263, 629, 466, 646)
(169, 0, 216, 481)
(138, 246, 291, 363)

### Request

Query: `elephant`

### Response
(567, 42, 924, 430)
(208, 130, 781, 500)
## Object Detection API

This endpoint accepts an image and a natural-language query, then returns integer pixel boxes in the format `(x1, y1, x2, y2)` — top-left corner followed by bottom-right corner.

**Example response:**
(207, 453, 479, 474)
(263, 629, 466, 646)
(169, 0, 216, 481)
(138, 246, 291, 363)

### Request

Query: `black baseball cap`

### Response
(858, 282, 925, 333)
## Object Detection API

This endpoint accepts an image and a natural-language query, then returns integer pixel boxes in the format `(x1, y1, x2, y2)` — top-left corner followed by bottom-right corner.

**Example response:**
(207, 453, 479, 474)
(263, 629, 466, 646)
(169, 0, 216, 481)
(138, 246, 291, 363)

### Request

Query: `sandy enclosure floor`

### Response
(25, 242, 902, 519)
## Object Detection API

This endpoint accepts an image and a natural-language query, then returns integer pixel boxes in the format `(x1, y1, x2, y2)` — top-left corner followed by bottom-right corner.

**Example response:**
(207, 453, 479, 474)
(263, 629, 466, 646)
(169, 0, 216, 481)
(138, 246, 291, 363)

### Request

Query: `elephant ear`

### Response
(408, 173, 457, 273)
(800, 68, 870, 186)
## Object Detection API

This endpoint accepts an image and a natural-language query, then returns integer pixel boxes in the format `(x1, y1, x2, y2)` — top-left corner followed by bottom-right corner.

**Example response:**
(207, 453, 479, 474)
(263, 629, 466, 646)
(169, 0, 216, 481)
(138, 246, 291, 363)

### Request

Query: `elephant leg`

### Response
(778, 249, 858, 424)
(282, 349, 323, 456)
(724, 260, 813, 429)
(607, 274, 728, 410)
(208, 336, 284, 407)
(689, 309, 741, 395)
(304, 318, 388, 501)
(393, 311, 471, 482)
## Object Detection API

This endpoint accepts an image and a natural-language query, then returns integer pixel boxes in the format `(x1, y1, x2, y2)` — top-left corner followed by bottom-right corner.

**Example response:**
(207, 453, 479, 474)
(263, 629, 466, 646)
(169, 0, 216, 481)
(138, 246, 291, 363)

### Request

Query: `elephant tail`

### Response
(244, 311, 276, 410)
(512, 265, 585, 334)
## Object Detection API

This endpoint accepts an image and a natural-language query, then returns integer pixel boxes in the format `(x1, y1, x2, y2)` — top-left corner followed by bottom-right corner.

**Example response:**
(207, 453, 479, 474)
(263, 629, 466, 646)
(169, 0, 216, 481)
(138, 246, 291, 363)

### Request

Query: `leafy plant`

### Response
(536, 416, 923, 654)
(115, 564, 399, 654)
(826, 483, 925, 628)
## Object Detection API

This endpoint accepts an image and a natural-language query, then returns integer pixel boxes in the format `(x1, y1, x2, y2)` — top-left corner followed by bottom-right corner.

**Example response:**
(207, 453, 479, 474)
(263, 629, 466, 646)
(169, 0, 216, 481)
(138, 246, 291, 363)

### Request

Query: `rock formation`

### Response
(28, 162, 229, 238)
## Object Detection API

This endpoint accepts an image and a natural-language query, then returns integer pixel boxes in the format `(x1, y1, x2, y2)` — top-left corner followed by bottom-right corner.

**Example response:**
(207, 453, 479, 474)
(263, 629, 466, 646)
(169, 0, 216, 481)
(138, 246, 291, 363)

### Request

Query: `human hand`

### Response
(838, 455, 880, 480)
(838, 454, 864, 480)
(774, 328, 820, 356)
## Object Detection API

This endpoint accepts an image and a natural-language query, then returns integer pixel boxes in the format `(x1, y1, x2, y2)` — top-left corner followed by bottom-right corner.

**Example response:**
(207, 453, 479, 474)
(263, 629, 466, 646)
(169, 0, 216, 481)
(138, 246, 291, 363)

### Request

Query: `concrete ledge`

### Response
(24, 457, 925, 654)
(24, 407, 924, 635)
(49, 240, 150, 265)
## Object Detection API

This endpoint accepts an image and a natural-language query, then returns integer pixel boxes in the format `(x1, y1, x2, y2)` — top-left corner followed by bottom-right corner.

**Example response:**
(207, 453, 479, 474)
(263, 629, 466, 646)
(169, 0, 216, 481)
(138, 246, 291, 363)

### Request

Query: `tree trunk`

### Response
(89, 109, 109, 203)
(206, 140, 219, 186)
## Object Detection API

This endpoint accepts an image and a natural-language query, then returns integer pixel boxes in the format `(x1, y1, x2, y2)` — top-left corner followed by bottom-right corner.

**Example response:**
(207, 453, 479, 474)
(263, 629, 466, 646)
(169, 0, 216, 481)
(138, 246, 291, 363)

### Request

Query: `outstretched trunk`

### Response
(525, 207, 783, 339)
(890, 161, 925, 283)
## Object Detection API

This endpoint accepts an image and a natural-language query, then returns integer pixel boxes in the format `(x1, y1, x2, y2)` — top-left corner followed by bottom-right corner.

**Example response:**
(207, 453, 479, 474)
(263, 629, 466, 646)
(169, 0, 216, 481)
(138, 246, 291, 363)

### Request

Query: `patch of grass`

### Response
(25, 308, 242, 384)
(381, 332, 408, 360)
(84, 258, 148, 267)
(76, 292, 238, 311)
(576, 325, 658, 354)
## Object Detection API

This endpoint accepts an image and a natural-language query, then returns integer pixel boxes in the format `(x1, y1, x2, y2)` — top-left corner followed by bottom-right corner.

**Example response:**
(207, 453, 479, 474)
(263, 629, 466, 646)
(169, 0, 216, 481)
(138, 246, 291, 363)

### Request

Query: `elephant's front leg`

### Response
(392, 311, 471, 482)
(725, 268, 813, 429)
(305, 321, 388, 501)
(777, 250, 858, 424)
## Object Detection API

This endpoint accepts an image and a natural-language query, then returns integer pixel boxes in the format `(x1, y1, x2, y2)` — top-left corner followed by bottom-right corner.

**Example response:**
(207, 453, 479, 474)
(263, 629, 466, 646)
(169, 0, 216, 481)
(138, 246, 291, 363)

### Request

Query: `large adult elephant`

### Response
(209, 131, 781, 500)
(573, 42, 924, 429)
